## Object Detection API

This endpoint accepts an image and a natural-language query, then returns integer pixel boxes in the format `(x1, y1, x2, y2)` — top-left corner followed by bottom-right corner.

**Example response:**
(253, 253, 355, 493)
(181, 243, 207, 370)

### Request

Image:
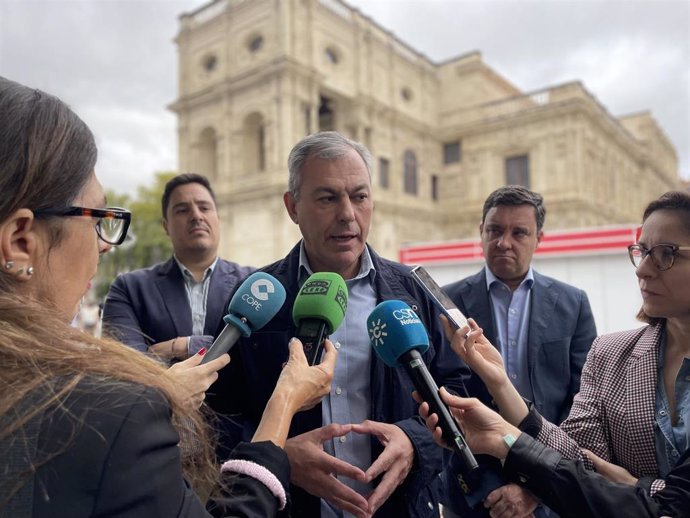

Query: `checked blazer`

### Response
(535, 322, 667, 492)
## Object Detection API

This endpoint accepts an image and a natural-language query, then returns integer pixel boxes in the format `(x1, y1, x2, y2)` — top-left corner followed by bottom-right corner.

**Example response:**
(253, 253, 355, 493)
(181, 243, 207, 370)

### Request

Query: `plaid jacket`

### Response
(536, 322, 667, 492)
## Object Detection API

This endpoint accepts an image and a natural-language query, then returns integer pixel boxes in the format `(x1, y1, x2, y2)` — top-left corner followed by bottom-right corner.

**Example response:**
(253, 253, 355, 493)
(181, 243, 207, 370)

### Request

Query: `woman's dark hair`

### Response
(0, 77, 218, 503)
(636, 190, 690, 324)
(0, 76, 96, 249)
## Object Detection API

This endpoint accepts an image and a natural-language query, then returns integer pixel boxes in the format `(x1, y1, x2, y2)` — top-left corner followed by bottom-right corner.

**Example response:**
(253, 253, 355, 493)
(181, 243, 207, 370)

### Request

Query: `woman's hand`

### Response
(165, 349, 230, 408)
(274, 338, 337, 413)
(252, 339, 337, 448)
(441, 315, 510, 390)
(416, 387, 520, 459)
(583, 449, 638, 486)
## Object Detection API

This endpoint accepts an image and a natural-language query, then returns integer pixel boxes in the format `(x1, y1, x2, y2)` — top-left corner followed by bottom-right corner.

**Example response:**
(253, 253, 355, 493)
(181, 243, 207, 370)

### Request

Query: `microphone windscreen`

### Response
(292, 272, 348, 334)
(367, 300, 430, 367)
(227, 272, 287, 332)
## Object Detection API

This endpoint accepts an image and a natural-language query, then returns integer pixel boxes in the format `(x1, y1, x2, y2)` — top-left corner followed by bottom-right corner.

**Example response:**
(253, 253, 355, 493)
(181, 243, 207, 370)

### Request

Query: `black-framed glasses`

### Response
(33, 206, 131, 245)
(627, 243, 690, 271)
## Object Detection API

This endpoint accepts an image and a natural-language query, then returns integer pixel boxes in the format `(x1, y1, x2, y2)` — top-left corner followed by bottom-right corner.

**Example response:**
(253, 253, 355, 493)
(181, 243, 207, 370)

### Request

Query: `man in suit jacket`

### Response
(444, 185, 597, 425)
(102, 173, 253, 359)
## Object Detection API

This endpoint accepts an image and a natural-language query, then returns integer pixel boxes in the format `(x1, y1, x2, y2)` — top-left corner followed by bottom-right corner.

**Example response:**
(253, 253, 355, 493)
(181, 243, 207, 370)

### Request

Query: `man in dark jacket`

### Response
(207, 132, 471, 518)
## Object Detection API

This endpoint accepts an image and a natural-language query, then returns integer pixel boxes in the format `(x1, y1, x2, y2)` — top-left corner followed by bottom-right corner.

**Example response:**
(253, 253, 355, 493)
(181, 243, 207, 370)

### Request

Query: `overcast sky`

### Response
(1, 0, 688, 197)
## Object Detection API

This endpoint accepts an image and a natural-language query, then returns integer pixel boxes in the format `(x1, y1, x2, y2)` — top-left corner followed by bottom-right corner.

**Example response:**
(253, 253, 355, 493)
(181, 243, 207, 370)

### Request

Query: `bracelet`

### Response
(503, 433, 517, 449)
(221, 459, 287, 510)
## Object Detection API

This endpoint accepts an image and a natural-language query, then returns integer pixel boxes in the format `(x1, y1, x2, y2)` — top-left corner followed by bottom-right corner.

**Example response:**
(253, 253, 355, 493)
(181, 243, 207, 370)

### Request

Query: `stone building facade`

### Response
(170, 0, 679, 266)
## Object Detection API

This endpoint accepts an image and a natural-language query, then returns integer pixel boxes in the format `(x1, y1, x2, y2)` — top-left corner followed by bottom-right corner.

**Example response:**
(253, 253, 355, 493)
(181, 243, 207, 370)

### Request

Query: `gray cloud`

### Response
(1, 0, 687, 198)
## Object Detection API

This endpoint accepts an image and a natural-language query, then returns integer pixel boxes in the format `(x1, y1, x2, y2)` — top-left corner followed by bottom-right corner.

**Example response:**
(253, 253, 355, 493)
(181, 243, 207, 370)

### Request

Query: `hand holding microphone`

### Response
(367, 300, 479, 476)
(200, 272, 287, 365)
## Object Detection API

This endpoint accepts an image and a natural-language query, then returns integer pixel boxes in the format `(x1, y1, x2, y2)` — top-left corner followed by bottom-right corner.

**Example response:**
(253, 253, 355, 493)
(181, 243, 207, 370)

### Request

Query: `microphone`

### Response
(292, 272, 348, 365)
(367, 300, 479, 476)
(200, 272, 286, 365)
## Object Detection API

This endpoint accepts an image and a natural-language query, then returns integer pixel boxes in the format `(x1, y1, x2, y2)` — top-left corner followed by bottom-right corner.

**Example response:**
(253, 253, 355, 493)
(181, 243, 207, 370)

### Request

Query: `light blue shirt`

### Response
(486, 266, 535, 402)
(174, 256, 218, 336)
(654, 332, 690, 477)
(298, 244, 377, 518)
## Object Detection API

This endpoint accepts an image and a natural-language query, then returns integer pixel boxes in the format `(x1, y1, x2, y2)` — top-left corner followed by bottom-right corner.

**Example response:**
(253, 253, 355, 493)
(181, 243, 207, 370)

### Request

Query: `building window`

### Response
(403, 149, 418, 195)
(325, 47, 339, 64)
(248, 34, 264, 53)
(443, 141, 461, 164)
(379, 157, 390, 189)
(243, 112, 265, 173)
(202, 54, 217, 72)
(401, 87, 413, 102)
(506, 155, 530, 187)
(198, 127, 217, 179)
(431, 174, 439, 201)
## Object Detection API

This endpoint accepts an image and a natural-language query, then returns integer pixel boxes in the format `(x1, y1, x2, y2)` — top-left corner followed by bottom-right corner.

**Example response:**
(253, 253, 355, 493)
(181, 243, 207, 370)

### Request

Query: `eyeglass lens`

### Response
(631, 245, 674, 270)
(97, 217, 125, 244)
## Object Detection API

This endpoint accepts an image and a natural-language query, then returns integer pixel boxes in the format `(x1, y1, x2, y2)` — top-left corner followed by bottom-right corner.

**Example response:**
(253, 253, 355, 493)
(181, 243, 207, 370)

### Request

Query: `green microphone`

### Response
(292, 272, 348, 365)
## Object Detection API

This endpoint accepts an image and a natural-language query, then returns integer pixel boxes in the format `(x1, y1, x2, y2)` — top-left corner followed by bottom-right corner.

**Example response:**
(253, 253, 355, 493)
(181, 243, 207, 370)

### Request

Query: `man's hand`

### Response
(150, 336, 189, 360)
(351, 420, 415, 515)
(284, 424, 371, 518)
(583, 449, 638, 486)
(484, 484, 538, 518)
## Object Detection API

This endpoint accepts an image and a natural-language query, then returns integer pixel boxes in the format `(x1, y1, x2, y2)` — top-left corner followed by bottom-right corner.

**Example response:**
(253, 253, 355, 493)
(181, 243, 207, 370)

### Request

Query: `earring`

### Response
(26, 266, 34, 277)
(4, 261, 13, 270)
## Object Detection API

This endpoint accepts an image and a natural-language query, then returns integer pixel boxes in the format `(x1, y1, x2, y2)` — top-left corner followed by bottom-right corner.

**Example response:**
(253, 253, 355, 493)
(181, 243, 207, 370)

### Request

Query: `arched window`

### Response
(198, 127, 217, 180)
(403, 149, 418, 195)
(243, 112, 265, 173)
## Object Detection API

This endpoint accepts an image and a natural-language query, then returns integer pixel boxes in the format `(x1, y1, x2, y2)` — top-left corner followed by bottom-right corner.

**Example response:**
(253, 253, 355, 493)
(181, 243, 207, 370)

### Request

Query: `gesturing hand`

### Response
(350, 420, 415, 516)
(284, 424, 371, 518)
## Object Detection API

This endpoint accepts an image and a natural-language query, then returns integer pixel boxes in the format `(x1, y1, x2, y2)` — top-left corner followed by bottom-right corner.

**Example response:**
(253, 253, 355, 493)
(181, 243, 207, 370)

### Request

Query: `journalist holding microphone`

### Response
(418, 190, 690, 517)
(0, 76, 338, 517)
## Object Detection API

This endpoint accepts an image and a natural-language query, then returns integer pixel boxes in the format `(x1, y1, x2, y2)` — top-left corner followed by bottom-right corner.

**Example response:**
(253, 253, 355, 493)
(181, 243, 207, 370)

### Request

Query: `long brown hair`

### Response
(0, 77, 218, 501)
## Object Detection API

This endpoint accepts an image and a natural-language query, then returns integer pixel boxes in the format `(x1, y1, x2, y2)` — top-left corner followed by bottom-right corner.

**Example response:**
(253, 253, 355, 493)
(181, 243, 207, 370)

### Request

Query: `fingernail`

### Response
(198, 348, 207, 355)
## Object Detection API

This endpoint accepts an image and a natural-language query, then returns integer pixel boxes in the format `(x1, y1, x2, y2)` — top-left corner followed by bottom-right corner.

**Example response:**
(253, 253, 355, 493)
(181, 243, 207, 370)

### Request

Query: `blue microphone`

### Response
(367, 300, 479, 476)
(201, 272, 286, 364)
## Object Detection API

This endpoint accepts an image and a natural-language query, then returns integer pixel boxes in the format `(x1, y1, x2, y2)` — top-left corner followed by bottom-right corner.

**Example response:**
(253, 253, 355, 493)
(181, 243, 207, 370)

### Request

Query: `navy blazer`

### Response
(207, 243, 472, 518)
(102, 257, 254, 353)
(444, 268, 597, 424)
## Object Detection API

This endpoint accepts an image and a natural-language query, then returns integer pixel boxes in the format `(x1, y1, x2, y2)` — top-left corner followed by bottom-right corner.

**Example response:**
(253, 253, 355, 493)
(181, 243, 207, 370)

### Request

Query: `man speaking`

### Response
(207, 132, 470, 518)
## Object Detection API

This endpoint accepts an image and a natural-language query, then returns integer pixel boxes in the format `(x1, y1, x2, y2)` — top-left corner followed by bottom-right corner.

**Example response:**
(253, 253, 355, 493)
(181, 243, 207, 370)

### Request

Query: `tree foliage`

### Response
(95, 171, 177, 299)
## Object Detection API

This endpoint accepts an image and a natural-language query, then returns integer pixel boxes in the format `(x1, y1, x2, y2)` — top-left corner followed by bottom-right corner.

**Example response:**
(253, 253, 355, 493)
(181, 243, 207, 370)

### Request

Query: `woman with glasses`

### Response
(0, 76, 338, 517)
(428, 190, 690, 517)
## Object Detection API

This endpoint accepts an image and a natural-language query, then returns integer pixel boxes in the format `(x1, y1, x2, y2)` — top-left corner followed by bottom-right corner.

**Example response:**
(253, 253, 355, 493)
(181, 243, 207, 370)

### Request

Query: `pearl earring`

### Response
(26, 266, 34, 276)
(4, 261, 13, 270)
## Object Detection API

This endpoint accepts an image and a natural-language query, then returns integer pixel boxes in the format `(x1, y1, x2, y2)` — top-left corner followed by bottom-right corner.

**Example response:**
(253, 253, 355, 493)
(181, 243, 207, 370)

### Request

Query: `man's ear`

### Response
(0, 208, 37, 269)
(283, 192, 299, 224)
(536, 230, 544, 246)
(162, 218, 170, 236)
(478, 222, 484, 237)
